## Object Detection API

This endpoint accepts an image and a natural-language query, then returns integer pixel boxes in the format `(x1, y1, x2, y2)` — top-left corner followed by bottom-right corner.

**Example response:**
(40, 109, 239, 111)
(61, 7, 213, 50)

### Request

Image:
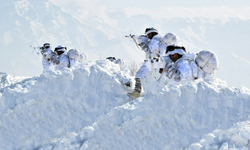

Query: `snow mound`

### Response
(75, 77, 250, 150)
(187, 120, 250, 150)
(0, 72, 27, 89)
(0, 60, 131, 149)
(1, 60, 250, 150)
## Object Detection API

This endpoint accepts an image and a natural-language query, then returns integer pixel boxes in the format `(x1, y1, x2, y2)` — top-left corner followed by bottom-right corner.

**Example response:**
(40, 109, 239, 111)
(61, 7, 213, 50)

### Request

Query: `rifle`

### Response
(125, 34, 149, 50)
(126, 34, 157, 80)
(30, 45, 45, 55)
(125, 34, 142, 50)
(30, 45, 57, 62)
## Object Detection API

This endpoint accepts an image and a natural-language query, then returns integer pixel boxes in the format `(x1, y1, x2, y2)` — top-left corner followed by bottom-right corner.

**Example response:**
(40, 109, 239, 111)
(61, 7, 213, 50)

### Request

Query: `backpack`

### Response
(195, 50, 218, 74)
(68, 49, 80, 60)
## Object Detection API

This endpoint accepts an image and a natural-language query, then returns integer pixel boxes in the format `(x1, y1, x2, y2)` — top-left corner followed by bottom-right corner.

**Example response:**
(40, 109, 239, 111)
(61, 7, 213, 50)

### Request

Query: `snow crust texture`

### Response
(0, 61, 250, 150)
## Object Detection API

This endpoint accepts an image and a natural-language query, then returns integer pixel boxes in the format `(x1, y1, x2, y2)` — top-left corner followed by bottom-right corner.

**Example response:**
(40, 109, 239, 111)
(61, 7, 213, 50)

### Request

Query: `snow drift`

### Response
(0, 61, 250, 150)
(0, 60, 131, 149)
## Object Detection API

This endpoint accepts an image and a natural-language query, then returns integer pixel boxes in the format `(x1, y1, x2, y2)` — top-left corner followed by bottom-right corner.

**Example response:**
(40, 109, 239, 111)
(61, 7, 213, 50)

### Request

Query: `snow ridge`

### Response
(0, 60, 130, 149)
(0, 61, 250, 149)
(78, 76, 250, 150)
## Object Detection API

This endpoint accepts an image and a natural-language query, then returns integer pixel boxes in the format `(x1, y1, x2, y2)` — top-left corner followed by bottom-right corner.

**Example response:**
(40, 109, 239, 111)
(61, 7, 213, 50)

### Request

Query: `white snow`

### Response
(0, 60, 250, 150)
(1, 1, 250, 149)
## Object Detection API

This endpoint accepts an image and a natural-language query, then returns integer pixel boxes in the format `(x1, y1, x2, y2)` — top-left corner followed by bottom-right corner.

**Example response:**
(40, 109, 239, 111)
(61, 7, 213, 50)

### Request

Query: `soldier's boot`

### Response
(127, 78, 141, 100)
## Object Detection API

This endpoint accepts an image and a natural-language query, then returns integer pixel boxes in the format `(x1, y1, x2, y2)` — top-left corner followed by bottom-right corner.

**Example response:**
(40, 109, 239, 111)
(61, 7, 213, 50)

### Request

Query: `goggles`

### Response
(55, 47, 67, 52)
(145, 27, 158, 35)
(43, 43, 50, 49)
(166, 45, 186, 53)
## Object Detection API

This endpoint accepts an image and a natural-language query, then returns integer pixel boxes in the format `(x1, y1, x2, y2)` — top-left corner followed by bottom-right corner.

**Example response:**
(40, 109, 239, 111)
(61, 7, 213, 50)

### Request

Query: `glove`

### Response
(174, 70, 181, 82)
(159, 68, 164, 74)
(51, 55, 60, 65)
(50, 55, 56, 61)
(139, 42, 148, 50)
(42, 53, 49, 60)
(143, 47, 150, 53)
(55, 60, 60, 65)
(165, 65, 176, 79)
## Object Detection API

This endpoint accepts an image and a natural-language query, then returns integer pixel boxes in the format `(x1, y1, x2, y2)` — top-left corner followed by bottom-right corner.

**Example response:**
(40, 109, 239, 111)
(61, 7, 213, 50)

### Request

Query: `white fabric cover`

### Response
(159, 33, 179, 57)
(145, 27, 158, 35)
(55, 45, 66, 52)
(135, 61, 150, 79)
(190, 60, 198, 78)
(41, 48, 53, 59)
(41, 48, 53, 70)
(174, 53, 196, 81)
(165, 45, 186, 57)
(55, 53, 69, 70)
(159, 43, 167, 57)
(44, 43, 50, 47)
(137, 35, 149, 50)
(137, 35, 149, 45)
(163, 33, 179, 46)
(67, 49, 87, 68)
(195, 50, 218, 74)
(42, 59, 52, 70)
(164, 52, 205, 85)
(135, 34, 162, 79)
(68, 49, 80, 60)
(147, 34, 162, 58)
(135, 59, 159, 79)
(158, 56, 173, 68)
(43, 52, 52, 60)
(68, 53, 87, 68)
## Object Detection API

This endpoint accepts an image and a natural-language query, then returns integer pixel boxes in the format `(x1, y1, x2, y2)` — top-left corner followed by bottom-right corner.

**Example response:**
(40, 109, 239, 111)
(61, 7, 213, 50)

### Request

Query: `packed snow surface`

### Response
(0, 60, 250, 150)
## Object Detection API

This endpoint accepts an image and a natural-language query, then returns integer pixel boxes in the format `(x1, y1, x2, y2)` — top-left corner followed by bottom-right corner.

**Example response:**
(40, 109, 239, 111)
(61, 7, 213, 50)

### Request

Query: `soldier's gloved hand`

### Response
(174, 70, 181, 82)
(51, 55, 60, 64)
(159, 68, 164, 74)
(166, 65, 176, 79)
(168, 68, 176, 79)
(43, 53, 48, 59)
(143, 48, 149, 53)
(139, 42, 148, 50)
(50, 55, 56, 62)
(55, 60, 60, 65)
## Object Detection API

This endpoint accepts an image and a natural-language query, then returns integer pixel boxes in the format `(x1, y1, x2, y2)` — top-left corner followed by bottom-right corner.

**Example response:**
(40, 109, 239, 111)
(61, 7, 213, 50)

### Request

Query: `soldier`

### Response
(41, 43, 53, 70)
(53, 45, 69, 70)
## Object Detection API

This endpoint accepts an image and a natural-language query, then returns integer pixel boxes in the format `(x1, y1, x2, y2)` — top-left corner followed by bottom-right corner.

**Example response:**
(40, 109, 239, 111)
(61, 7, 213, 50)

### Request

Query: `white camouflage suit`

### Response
(54, 52, 70, 70)
(163, 46, 206, 86)
(135, 34, 162, 79)
(42, 47, 53, 70)
(135, 32, 180, 79)
(53, 45, 70, 70)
